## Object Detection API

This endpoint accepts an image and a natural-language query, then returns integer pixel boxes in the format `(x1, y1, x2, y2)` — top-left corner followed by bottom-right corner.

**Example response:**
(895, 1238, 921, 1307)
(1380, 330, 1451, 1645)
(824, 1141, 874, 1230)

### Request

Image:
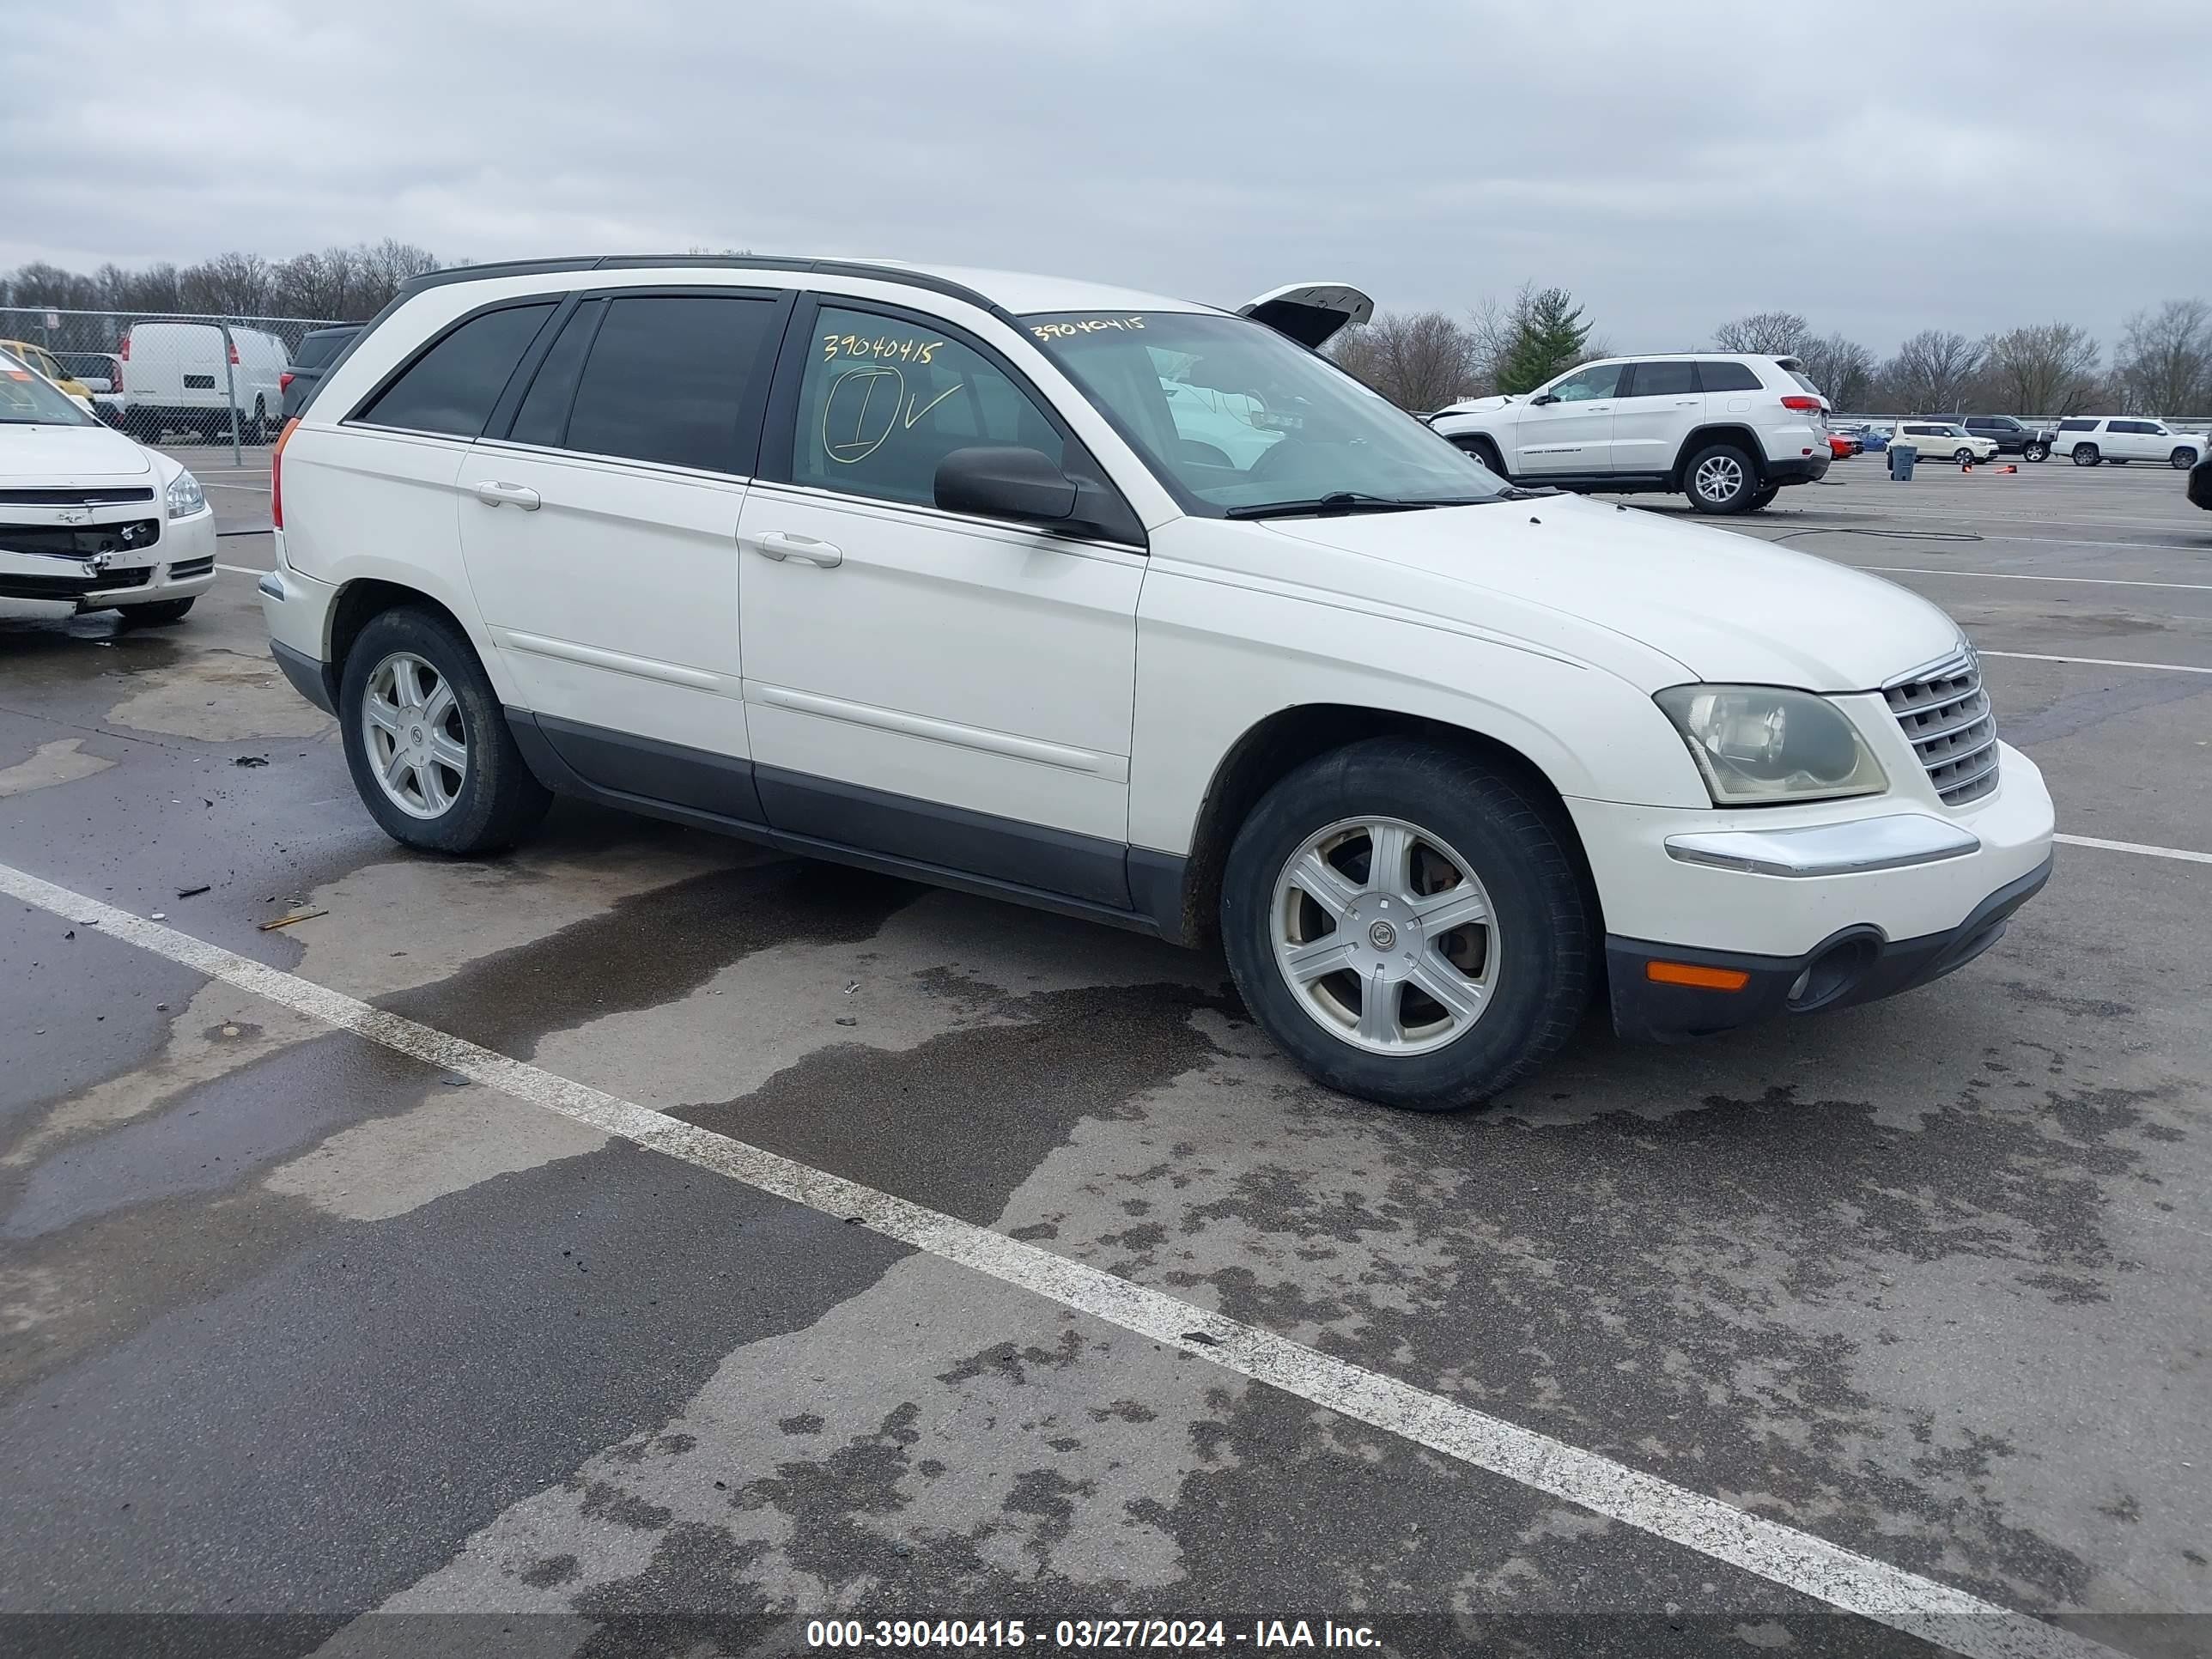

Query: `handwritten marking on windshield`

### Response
(1030, 316, 1146, 341)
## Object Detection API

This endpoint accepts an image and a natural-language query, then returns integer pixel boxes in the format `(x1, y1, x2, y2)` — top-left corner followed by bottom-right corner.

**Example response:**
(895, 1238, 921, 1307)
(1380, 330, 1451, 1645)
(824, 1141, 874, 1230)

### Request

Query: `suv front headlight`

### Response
(1655, 685, 1888, 806)
(166, 470, 206, 519)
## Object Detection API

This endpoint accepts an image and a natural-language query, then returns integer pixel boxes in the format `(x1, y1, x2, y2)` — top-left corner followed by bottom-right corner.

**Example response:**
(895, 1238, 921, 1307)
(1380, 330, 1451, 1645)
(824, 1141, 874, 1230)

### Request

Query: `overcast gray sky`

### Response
(6, 0, 2208, 354)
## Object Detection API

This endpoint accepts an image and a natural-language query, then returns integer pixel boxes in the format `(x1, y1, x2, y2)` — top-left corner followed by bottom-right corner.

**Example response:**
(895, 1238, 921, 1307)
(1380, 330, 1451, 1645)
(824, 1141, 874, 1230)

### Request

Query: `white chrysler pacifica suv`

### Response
(258, 258, 2053, 1111)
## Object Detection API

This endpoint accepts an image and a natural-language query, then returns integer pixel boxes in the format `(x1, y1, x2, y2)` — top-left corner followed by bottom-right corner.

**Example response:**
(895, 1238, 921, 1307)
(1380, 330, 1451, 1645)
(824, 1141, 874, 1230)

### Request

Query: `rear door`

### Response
(1510, 361, 1622, 476)
(459, 287, 792, 805)
(1610, 360, 1701, 476)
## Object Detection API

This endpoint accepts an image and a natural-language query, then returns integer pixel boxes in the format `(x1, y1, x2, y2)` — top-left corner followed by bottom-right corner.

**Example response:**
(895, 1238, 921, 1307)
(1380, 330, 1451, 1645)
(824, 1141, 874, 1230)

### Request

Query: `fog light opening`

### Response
(1787, 933, 1880, 1012)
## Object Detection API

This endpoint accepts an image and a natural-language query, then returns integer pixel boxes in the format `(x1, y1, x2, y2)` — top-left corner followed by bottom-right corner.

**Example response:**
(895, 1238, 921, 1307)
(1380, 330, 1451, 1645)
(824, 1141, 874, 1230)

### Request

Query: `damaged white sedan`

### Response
(2, 348, 216, 626)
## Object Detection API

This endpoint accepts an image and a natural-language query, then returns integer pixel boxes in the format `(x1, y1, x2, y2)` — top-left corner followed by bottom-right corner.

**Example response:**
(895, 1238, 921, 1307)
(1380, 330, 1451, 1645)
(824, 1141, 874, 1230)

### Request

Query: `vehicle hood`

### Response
(1259, 495, 1964, 690)
(1432, 394, 1516, 419)
(0, 422, 161, 483)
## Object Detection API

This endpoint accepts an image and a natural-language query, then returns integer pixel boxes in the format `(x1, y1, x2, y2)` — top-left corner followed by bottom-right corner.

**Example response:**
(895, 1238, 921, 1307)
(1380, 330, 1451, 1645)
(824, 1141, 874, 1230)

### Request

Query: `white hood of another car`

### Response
(1258, 495, 1964, 690)
(0, 422, 159, 483)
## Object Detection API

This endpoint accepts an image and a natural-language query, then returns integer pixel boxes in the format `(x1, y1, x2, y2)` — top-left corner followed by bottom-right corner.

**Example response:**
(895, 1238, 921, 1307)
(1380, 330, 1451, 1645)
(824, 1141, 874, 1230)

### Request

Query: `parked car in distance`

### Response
(0, 339, 97, 414)
(1429, 353, 1832, 514)
(258, 254, 2053, 1113)
(2050, 416, 2208, 468)
(1949, 415, 2052, 461)
(1891, 421, 1998, 464)
(1827, 431, 1861, 459)
(1, 347, 216, 625)
(278, 325, 362, 423)
(116, 321, 289, 443)
(1834, 422, 1889, 453)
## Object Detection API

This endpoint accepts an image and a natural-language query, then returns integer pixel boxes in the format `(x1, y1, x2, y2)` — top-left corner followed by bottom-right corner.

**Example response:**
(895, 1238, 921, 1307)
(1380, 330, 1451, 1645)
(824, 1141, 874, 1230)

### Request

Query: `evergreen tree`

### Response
(1497, 288, 1593, 394)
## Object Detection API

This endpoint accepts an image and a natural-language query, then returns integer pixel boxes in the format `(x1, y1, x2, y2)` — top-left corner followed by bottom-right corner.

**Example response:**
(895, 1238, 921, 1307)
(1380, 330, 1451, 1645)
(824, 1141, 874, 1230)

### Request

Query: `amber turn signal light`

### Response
(1644, 961, 1752, 992)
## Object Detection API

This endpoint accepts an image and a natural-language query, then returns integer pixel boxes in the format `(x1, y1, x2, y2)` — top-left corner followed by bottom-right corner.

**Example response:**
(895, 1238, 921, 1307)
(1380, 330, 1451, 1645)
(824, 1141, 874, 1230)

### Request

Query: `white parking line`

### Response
(1980, 650, 2212, 676)
(215, 563, 271, 577)
(2056, 833, 2212, 866)
(1862, 566, 2212, 593)
(0, 857, 2119, 1659)
(201, 480, 270, 492)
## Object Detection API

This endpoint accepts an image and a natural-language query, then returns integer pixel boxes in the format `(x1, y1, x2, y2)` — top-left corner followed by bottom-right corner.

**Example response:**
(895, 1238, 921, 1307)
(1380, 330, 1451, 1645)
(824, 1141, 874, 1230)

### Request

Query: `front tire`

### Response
(1220, 738, 1590, 1112)
(116, 598, 194, 627)
(1954, 448, 1975, 465)
(339, 606, 551, 855)
(1453, 434, 1508, 477)
(2072, 444, 2101, 465)
(1683, 442, 1759, 513)
(2023, 443, 2049, 462)
(1745, 484, 1780, 511)
(2173, 448, 2197, 470)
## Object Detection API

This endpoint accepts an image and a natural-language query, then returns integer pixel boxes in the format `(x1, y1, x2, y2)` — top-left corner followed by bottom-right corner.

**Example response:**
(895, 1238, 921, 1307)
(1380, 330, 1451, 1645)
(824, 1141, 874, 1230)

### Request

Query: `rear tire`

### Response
(116, 598, 194, 627)
(245, 398, 269, 445)
(1745, 484, 1780, 511)
(2072, 444, 2100, 465)
(1683, 442, 1759, 513)
(339, 606, 551, 855)
(1219, 738, 1590, 1113)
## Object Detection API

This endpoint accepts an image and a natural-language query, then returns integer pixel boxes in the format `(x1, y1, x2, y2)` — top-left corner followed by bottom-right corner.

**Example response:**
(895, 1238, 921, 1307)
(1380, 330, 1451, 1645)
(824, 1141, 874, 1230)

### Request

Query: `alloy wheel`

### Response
(361, 651, 468, 819)
(1270, 817, 1499, 1056)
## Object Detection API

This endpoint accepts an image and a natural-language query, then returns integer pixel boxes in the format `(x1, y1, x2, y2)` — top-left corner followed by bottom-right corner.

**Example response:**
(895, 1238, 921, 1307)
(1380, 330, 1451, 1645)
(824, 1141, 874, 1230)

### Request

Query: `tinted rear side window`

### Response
(358, 304, 555, 436)
(508, 300, 605, 448)
(294, 331, 356, 371)
(563, 295, 780, 471)
(1695, 361, 1761, 392)
(2058, 419, 2095, 431)
(1627, 361, 1697, 396)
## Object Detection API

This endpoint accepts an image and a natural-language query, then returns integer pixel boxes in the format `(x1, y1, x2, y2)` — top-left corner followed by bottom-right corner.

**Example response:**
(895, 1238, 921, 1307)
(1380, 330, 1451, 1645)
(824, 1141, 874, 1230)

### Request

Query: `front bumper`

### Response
(1607, 853, 2053, 1042)
(0, 507, 217, 618)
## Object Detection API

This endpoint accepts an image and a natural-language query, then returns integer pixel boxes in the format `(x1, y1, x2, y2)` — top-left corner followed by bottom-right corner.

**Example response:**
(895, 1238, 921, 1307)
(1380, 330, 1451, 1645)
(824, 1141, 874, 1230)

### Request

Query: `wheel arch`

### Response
(327, 577, 484, 684)
(1668, 423, 1765, 487)
(1162, 703, 1601, 950)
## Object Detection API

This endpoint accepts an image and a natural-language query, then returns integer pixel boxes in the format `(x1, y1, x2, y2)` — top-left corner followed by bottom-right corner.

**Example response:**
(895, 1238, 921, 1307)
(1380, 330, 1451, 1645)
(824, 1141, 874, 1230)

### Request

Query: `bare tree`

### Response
(1983, 323, 2101, 416)
(355, 240, 442, 313)
(1879, 330, 1984, 413)
(1796, 333, 1877, 410)
(1331, 310, 1482, 411)
(2116, 299, 2211, 416)
(1712, 310, 1811, 356)
(272, 246, 364, 319)
(177, 252, 272, 316)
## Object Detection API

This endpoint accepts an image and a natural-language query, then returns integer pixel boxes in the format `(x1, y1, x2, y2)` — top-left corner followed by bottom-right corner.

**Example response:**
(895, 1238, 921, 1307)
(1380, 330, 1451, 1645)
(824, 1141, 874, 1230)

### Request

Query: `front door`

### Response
(1509, 362, 1622, 476)
(1611, 360, 1703, 477)
(459, 289, 790, 799)
(736, 299, 1146, 908)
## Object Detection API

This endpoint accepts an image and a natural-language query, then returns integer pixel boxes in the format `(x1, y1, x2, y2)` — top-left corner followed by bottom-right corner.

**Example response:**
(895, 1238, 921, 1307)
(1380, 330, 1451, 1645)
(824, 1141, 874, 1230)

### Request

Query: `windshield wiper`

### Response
(1225, 491, 1498, 520)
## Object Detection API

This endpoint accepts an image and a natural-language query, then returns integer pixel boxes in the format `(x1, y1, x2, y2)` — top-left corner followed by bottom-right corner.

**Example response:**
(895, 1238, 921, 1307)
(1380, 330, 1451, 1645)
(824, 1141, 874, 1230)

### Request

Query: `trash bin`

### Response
(1888, 442, 1917, 482)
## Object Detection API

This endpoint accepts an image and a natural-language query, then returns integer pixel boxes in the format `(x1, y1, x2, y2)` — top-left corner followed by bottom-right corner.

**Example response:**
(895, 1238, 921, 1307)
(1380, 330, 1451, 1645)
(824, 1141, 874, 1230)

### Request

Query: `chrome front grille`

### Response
(1886, 648, 2000, 805)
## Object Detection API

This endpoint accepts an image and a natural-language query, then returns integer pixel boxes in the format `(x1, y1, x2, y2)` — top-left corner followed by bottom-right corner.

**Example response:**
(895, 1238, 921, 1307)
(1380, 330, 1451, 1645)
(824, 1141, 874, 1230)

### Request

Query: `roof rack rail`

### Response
(393, 255, 1018, 325)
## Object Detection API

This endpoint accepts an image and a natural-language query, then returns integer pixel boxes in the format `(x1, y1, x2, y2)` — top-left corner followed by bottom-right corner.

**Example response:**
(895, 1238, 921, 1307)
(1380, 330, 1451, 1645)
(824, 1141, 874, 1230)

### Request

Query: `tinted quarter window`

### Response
(359, 303, 555, 436)
(564, 294, 780, 471)
(793, 305, 1065, 507)
(1628, 361, 1697, 396)
(1694, 361, 1762, 392)
(508, 299, 604, 448)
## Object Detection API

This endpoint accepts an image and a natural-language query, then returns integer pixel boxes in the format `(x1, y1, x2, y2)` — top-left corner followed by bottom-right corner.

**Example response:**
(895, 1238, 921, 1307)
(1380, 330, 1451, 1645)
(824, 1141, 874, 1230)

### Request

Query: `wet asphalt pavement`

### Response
(2, 453, 2208, 1658)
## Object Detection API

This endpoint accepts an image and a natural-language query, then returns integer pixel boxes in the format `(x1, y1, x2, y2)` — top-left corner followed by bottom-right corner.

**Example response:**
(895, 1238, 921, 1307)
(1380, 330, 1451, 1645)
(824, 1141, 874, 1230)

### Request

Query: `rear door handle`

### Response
(748, 531, 842, 568)
(472, 481, 540, 510)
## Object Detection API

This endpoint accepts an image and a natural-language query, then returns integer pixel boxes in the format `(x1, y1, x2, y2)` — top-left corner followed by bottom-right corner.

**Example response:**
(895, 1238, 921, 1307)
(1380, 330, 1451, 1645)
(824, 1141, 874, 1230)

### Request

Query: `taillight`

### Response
(1780, 395, 1822, 411)
(279, 371, 295, 392)
(271, 417, 298, 529)
(112, 360, 124, 392)
(118, 334, 131, 361)
(228, 338, 240, 366)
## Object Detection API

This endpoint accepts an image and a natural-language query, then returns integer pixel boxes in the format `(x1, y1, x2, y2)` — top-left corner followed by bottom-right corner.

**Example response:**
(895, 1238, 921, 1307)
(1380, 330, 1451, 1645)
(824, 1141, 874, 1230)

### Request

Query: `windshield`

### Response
(0, 354, 94, 425)
(1023, 311, 1506, 514)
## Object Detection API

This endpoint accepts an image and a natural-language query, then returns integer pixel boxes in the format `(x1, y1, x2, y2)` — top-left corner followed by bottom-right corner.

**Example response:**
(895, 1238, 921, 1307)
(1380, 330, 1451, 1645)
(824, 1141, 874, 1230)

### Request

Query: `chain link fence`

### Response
(1, 305, 349, 464)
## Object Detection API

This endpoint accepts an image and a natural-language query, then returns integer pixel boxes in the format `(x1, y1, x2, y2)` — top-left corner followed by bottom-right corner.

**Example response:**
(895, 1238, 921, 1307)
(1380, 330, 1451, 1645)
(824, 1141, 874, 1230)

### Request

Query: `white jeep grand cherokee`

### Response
(258, 258, 2054, 1111)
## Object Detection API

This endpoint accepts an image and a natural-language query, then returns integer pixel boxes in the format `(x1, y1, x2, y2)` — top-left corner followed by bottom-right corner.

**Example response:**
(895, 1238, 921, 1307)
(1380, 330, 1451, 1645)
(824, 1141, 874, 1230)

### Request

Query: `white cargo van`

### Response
(117, 322, 289, 443)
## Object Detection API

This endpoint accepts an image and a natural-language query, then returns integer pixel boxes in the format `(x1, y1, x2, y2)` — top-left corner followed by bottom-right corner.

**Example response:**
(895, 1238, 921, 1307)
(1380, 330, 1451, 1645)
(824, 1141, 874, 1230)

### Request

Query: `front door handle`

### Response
(749, 531, 842, 568)
(472, 481, 540, 510)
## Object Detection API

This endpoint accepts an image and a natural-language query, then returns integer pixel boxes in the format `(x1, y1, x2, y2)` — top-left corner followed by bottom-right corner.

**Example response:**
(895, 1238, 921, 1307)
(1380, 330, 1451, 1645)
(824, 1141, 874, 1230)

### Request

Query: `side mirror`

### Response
(1528, 392, 1560, 406)
(934, 445, 1078, 524)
